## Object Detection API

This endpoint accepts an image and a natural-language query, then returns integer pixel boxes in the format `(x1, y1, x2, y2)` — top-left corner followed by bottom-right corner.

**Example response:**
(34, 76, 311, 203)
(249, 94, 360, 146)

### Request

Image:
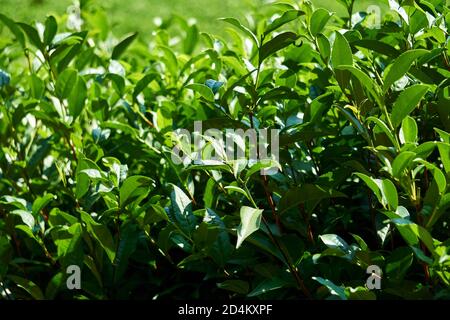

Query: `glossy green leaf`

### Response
(399, 116, 418, 144)
(259, 32, 298, 63)
(319, 234, 351, 253)
(8, 275, 44, 300)
(119, 175, 154, 208)
(247, 278, 288, 297)
(312, 277, 347, 300)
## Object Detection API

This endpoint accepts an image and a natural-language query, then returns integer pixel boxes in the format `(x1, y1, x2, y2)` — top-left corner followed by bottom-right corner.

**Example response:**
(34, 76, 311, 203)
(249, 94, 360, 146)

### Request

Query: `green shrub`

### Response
(0, 0, 449, 300)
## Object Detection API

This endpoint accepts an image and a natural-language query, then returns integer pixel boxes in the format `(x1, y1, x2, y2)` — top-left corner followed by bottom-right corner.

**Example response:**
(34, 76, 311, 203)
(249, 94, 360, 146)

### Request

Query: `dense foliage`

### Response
(1, 0, 450, 300)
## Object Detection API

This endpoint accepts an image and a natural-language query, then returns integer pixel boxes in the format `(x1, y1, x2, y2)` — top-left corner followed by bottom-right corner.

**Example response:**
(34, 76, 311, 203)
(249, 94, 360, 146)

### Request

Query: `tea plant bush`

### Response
(1, 0, 450, 300)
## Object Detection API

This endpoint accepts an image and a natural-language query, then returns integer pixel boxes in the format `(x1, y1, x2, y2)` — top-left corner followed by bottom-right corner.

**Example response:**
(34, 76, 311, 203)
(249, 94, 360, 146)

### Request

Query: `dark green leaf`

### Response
(112, 32, 138, 60)
(43, 16, 57, 46)
(259, 32, 298, 63)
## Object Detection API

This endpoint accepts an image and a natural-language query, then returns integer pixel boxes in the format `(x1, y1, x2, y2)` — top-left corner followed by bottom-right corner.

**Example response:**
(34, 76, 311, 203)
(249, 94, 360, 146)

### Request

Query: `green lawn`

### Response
(1, 0, 259, 35)
(1, 0, 391, 36)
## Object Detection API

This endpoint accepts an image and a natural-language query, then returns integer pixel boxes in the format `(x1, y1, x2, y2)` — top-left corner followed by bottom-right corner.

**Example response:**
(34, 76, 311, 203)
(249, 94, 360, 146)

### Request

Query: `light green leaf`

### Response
(265, 10, 304, 36)
(0, 14, 25, 48)
(224, 186, 251, 201)
(184, 24, 199, 55)
(437, 143, 450, 174)
(350, 233, 369, 251)
(399, 116, 418, 144)
(415, 160, 447, 194)
(244, 159, 281, 180)
(383, 49, 429, 92)
(75, 158, 103, 199)
(310, 8, 332, 36)
(236, 206, 263, 249)
(392, 151, 416, 178)
(11, 210, 35, 229)
(381, 179, 398, 210)
(434, 128, 450, 143)
(186, 83, 215, 101)
(316, 33, 330, 61)
(133, 73, 157, 101)
(219, 17, 259, 47)
(332, 32, 353, 67)
(331, 32, 352, 89)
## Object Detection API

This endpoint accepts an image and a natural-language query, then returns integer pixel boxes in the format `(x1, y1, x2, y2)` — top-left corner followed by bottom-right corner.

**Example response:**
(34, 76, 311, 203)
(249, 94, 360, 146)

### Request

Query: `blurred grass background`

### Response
(1, 0, 261, 34)
(1, 0, 388, 35)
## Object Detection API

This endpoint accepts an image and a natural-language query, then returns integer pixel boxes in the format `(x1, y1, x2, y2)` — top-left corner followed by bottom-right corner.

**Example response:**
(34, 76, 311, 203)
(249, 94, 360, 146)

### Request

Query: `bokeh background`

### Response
(1, 0, 390, 35)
